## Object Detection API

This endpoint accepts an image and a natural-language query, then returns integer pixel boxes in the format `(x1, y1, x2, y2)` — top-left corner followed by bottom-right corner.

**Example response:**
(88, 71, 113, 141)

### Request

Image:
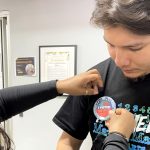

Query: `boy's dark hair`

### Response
(91, 0, 150, 35)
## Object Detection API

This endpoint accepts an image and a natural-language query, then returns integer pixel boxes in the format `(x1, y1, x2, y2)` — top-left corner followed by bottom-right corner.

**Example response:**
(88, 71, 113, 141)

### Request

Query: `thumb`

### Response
(108, 110, 115, 118)
(85, 89, 97, 95)
(87, 88, 98, 95)
(105, 120, 110, 128)
(86, 86, 99, 95)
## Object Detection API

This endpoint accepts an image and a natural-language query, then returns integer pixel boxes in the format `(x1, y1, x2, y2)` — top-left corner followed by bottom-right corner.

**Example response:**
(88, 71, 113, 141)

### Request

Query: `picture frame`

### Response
(39, 45, 77, 84)
(16, 57, 36, 76)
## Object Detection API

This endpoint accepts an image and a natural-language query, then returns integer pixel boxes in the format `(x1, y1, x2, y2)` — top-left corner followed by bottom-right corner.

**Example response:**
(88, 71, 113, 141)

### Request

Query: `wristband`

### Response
(109, 131, 129, 142)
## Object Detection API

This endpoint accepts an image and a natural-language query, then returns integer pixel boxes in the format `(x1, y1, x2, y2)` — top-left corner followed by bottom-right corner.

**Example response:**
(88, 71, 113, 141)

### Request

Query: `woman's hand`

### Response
(56, 69, 103, 95)
(105, 108, 136, 139)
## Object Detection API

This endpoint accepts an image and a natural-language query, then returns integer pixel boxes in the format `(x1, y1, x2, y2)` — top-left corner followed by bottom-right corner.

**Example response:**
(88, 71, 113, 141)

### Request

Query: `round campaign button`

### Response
(93, 96, 116, 121)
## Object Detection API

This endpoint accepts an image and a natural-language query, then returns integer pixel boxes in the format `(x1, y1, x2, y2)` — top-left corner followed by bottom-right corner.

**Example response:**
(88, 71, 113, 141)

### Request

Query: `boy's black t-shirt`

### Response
(53, 58, 150, 150)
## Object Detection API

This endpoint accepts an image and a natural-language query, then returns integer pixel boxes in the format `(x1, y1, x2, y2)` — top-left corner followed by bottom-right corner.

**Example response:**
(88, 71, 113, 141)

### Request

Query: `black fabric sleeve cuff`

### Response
(52, 95, 89, 140)
(53, 116, 86, 140)
(101, 133, 128, 150)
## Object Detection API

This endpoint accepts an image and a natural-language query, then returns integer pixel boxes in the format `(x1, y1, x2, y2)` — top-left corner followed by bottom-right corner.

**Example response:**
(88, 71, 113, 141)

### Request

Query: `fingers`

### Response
(85, 82, 102, 95)
(78, 69, 103, 95)
(105, 120, 110, 127)
(109, 110, 115, 115)
(87, 69, 103, 88)
(110, 108, 135, 124)
(87, 69, 99, 74)
(115, 108, 129, 115)
(93, 84, 99, 94)
(105, 110, 115, 128)
(84, 69, 103, 95)
(85, 87, 98, 95)
(108, 110, 116, 119)
(85, 74, 102, 86)
(114, 108, 123, 115)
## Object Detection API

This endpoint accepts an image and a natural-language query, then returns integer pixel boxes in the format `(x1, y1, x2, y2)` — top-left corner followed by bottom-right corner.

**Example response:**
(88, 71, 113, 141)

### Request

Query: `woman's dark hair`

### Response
(91, 0, 150, 35)
(0, 125, 13, 150)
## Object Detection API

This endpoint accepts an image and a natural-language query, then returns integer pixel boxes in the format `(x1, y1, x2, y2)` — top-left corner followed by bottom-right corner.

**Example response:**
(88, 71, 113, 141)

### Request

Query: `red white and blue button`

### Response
(93, 96, 116, 121)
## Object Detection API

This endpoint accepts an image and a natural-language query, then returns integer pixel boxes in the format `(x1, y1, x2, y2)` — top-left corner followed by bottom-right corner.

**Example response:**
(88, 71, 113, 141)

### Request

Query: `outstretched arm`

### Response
(0, 69, 102, 122)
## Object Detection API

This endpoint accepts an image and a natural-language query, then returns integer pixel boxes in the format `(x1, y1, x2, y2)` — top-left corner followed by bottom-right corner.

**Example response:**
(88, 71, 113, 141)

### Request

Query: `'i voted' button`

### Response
(93, 96, 116, 121)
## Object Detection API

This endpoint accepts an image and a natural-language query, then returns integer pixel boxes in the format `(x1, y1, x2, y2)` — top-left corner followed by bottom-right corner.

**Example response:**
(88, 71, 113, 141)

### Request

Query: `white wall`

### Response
(0, 0, 109, 150)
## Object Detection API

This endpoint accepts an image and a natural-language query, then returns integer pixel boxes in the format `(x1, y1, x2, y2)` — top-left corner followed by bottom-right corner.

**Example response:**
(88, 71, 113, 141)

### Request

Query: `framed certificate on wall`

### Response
(39, 45, 77, 82)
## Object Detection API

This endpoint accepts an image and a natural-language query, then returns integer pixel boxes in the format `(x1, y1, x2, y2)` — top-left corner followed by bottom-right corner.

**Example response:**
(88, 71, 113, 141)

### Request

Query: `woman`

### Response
(0, 69, 102, 150)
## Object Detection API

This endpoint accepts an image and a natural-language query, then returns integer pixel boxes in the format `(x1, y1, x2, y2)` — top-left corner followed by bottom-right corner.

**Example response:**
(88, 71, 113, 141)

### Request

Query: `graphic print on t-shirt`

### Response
(93, 101, 150, 150)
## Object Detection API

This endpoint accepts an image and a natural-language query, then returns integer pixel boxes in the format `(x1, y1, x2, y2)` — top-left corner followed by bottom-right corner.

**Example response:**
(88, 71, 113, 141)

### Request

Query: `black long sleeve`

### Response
(91, 133, 128, 150)
(0, 80, 60, 122)
(102, 133, 128, 150)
